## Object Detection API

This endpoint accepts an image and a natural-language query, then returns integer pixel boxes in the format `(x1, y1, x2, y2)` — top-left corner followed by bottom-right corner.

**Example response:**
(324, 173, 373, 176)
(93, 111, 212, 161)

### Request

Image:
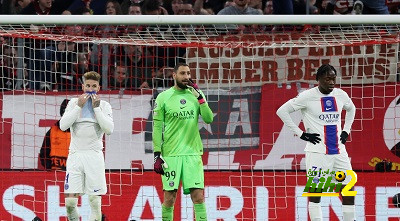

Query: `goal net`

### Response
(0, 15, 399, 220)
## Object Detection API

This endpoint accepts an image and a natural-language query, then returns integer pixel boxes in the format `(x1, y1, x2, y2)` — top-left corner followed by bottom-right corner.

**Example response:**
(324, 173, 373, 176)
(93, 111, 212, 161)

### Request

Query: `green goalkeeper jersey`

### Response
(152, 87, 214, 156)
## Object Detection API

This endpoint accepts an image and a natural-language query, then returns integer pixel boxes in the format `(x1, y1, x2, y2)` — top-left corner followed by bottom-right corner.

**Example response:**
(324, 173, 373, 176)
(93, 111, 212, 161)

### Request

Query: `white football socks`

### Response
(308, 202, 322, 221)
(343, 204, 356, 221)
(65, 197, 79, 221)
(89, 195, 102, 221)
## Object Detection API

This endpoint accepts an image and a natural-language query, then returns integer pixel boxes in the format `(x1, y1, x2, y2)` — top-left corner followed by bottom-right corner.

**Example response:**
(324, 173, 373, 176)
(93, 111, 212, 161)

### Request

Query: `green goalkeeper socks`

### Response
(194, 203, 207, 221)
(162, 204, 174, 221)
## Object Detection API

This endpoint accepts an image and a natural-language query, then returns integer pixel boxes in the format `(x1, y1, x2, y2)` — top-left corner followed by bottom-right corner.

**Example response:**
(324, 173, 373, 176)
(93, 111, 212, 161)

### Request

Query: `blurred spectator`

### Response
(249, 0, 263, 13)
(109, 62, 132, 89)
(273, 0, 293, 14)
(39, 99, 70, 171)
(176, 1, 194, 15)
(321, 0, 389, 14)
(360, 0, 389, 14)
(293, 0, 317, 14)
(105, 0, 122, 15)
(218, 0, 261, 14)
(128, 3, 142, 15)
(193, 0, 215, 15)
(141, 0, 168, 15)
(121, 0, 143, 14)
(65, 0, 107, 15)
(52, 41, 77, 91)
(3, 0, 31, 14)
(318, 0, 353, 14)
(171, 0, 183, 14)
(20, 0, 71, 15)
(218, 0, 262, 33)
(352, 0, 363, 14)
(224, 0, 235, 8)
(112, 45, 153, 90)
(0, 44, 17, 90)
(263, 0, 273, 14)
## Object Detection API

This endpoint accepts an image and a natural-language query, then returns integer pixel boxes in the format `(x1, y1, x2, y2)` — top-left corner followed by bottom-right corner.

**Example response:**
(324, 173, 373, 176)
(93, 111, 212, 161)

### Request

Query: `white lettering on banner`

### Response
(256, 186, 269, 221)
(254, 111, 306, 170)
(383, 95, 400, 151)
(198, 113, 217, 135)
(226, 99, 252, 135)
(2, 95, 153, 170)
(201, 96, 259, 170)
(186, 43, 398, 88)
(3, 185, 36, 220)
(1, 183, 395, 220)
(295, 186, 366, 220)
(47, 185, 90, 220)
(376, 187, 400, 219)
(129, 186, 162, 220)
(206, 186, 244, 220)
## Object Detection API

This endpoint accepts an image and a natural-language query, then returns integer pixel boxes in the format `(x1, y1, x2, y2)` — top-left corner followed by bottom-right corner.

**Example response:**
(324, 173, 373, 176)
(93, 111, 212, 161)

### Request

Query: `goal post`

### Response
(0, 15, 399, 220)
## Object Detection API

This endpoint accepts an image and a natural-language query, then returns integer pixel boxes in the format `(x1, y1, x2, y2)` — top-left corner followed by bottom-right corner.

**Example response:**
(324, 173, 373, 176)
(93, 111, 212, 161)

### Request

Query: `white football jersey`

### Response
(60, 97, 114, 152)
(285, 87, 355, 154)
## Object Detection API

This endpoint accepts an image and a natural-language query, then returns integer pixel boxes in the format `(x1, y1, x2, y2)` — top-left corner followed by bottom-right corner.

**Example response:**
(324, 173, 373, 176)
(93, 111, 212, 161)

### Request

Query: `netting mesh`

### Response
(0, 22, 400, 220)
(1, 24, 399, 47)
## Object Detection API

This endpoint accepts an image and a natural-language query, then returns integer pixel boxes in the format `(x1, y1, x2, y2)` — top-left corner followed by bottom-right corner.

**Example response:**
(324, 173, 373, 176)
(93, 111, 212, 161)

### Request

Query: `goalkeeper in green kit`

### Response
(152, 63, 214, 221)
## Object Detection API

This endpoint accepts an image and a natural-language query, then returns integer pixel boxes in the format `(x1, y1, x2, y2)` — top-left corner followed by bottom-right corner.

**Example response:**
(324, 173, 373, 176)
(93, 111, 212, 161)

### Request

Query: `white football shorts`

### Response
(64, 150, 107, 195)
(305, 151, 354, 184)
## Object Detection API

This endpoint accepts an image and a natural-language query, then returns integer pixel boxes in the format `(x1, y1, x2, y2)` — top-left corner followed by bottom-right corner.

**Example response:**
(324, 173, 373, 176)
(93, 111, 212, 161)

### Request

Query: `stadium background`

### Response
(0, 16, 400, 221)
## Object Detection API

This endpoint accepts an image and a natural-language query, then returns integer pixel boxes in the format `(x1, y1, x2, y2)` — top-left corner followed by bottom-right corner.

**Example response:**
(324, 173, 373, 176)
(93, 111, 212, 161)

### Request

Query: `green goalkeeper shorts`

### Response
(161, 155, 204, 194)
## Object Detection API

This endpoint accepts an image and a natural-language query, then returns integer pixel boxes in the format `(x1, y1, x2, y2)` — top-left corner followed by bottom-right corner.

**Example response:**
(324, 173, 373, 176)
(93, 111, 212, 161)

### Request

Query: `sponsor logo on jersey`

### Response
(319, 113, 340, 123)
(172, 110, 195, 120)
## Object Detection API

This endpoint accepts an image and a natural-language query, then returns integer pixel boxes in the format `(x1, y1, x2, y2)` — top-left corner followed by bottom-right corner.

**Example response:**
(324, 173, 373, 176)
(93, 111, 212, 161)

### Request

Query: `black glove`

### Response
(188, 79, 205, 104)
(340, 131, 349, 144)
(154, 152, 165, 175)
(300, 133, 321, 145)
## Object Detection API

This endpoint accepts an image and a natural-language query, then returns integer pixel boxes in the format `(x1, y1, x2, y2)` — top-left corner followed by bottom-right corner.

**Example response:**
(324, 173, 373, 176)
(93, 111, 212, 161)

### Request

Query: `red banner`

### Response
(1, 84, 400, 171)
(0, 171, 399, 220)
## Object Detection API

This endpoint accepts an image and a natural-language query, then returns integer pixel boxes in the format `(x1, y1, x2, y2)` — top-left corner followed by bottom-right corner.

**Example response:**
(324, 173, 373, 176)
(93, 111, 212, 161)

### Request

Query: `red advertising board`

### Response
(0, 171, 399, 220)
(0, 83, 400, 172)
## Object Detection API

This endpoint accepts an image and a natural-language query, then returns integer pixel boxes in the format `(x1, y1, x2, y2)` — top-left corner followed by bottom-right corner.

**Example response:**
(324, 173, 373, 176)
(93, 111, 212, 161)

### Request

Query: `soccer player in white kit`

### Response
(276, 64, 356, 221)
(60, 71, 114, 221)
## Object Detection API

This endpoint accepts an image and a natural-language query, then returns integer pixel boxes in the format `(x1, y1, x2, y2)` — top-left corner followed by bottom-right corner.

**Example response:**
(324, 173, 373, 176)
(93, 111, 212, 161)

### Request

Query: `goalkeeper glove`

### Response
(340, 131, 349, 144)
(188, 79, 205, 104)
(154, 152, 167, 175)
(300, 132, 321, 145)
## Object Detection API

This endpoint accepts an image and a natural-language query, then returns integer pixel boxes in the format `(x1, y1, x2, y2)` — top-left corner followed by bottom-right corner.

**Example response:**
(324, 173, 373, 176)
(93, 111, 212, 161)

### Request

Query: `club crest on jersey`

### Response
(321, 97, 337, 112)
(180, 99, 186, 105)
(169, 181, 174, 187)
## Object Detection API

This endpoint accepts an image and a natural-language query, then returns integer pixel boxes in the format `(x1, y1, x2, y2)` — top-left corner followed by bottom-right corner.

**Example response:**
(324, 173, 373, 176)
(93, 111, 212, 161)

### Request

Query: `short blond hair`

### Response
(83, 71, 101, 83)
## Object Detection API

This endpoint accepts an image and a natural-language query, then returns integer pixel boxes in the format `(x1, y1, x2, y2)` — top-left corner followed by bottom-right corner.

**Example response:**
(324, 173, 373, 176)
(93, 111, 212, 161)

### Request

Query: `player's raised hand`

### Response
(154, 152, 167, 175)
(340, 131, 349, 144)
(91, 93, 100, 108)
(77, 93, 90, 108)
(188, 79, 205, 104)
(300, 132, 321, 145)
